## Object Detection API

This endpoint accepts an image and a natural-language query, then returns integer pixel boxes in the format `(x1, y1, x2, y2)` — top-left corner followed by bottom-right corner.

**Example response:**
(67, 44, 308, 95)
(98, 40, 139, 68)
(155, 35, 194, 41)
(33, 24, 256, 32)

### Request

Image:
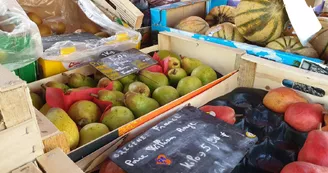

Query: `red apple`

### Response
(199, 105, 236, 124)
(285, 103, 324, 132)
(298, 130, 328, 167)
(281, 161, 328, 173)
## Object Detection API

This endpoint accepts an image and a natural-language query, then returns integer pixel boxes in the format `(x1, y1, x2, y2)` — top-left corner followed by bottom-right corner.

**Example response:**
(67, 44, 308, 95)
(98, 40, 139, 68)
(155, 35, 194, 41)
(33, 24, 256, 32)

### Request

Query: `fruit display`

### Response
(174, 1, 328, 61)
(29, 50, 220, 151)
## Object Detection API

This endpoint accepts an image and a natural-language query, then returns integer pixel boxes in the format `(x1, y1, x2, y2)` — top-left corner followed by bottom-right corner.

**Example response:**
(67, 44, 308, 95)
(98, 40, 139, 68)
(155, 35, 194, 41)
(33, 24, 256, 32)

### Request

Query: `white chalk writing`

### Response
(125, 154, 149, 167)
(179, 152, 207, 169)
(220, 132, 230, 138)
(145, 136, 177, 152)
(113, 135, 148, 158)
(152, 115, 182, 132)
(176, 122, 198, 133)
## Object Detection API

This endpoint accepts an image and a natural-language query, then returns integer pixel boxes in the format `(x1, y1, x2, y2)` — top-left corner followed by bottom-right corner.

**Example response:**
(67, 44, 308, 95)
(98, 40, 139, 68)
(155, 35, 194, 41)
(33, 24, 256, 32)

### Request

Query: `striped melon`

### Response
(310, 28, 328, 61)
(235, 0, 287, 44)
(266, 36, 319, 58)
(205, 5, 236, 27)
(175, 16, 209, 34)
(205, 22, 245, 42)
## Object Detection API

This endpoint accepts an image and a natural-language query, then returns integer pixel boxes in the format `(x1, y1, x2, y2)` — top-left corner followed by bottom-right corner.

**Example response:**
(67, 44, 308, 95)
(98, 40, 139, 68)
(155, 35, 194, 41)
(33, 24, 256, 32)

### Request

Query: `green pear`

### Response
(68, 100, 101, 127)
(128, 81, 151, 97)
(46, 108, 80, 150)
(125, 92, 159, 118)
(79, 123, 109, 146)
(102, 106, 135, 130)
(152, 86, 179, 106)
(40, 103, 51, 115)
(93, 90, 124, 106)
(97, 77, 123, 91)
(168, 68, 187, 86)
(157, 50, 180, 61)
(181, 56, 203, 74)
(177, 76, 202, 96)
(67, 73, 97, 88)
(118, 74, 137, 85)
(138, 70, 169, 92)
(191, 65, 217, 85)
(123, 83, 130, 94)
(163, 57, 181, 70)
(44, 81, 69, 92)
(30, 93, 44, 110)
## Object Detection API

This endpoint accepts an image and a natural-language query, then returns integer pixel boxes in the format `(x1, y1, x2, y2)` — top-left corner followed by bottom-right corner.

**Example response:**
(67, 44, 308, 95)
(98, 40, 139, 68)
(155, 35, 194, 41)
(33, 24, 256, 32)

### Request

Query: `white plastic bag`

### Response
(0, 0, 42, 70)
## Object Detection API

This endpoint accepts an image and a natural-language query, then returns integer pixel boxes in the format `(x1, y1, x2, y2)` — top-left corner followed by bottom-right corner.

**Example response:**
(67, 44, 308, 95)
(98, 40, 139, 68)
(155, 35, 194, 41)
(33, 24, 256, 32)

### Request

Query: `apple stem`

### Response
(235, 114, 244, 118)
(90, 93, 99, 98)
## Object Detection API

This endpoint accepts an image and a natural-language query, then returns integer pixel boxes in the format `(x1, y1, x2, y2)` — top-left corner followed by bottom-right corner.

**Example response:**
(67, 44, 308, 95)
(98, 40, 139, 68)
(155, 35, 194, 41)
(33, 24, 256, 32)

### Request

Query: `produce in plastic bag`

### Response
(0, 0, 42, 70)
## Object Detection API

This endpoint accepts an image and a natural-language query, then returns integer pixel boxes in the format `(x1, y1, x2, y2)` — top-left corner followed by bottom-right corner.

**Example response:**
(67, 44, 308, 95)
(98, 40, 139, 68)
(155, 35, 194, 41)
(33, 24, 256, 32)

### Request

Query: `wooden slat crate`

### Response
(0, 65, 44, 172)
(92, 0, 144, 29)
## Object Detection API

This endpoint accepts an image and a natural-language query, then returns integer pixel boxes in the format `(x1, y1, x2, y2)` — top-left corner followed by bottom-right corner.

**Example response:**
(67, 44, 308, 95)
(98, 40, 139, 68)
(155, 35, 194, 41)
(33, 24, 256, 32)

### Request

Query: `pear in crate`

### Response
(152, 86, 179, 106)
(181, 56, 203, 74)
(298, 130, 328, 167)
(138, 70, 169, 92)
(163, 56, 181, 70)
(125, 92, 159, 118)
(281, 161, 328, 173)
(40, 103, 51, 115)
(97, 77, 123, 92)
(30, 93, 44, 110)
(102, 106, 135, 130)
(79, 123, 109, 146)
(44, 81, 69, 92)
(285, 103, 324, 132)
(68, 100, 102, 127)
(119, 74, 137, 85)
(168, 68, 187, 86)
(67, 73, 97, 88)
(157, 50, 180, 60)
(177, 76, 202, 96)
(46, 108, 79, 150)
(191, 65, 217, 85)
(128, 81, 151, 97)
(92, 90, 124, 107)
(263, 87, 307, 113)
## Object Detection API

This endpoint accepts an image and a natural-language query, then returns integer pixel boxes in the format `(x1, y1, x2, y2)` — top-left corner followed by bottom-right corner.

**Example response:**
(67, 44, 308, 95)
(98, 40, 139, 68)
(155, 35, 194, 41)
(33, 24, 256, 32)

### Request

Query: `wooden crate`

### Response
(28, 32, 246, 172)
(0, 65, 44, 173)
(89, 43, 328, 173)
(92, 0, 144, 29)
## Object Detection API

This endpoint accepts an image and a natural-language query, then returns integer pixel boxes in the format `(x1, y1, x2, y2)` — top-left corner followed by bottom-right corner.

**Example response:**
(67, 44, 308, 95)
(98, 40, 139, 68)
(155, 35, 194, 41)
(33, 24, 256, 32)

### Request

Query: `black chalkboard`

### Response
(90, 48, 157, 80)
(110, 106, 258, 173)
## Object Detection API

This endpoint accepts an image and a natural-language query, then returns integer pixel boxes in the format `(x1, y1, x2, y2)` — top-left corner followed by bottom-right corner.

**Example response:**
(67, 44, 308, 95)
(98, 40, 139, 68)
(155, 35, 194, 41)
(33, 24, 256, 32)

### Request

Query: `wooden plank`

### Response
(37, 148, 84, 173)
(92, 0, 144, 29)
(140, 45, 159, 54)
(11, 162, 42, 173)
(158, 32, 246, 75)
(0, 119, 44, 173)
(76, 137, 125, 172)
(236, 54, 257, 88)
(36, 109, 70, 154)
(242, 54, 328, 108)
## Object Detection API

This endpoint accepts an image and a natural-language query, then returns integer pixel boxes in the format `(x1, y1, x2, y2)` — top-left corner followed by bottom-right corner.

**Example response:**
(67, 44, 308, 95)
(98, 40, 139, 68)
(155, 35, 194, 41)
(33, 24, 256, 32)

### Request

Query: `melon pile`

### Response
(175, 0, 328, 61)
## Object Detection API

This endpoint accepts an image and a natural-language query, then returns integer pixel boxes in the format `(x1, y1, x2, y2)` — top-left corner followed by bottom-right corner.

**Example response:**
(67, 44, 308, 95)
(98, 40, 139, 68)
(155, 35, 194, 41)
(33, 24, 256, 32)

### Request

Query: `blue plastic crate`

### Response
(150, 0, 324, 67)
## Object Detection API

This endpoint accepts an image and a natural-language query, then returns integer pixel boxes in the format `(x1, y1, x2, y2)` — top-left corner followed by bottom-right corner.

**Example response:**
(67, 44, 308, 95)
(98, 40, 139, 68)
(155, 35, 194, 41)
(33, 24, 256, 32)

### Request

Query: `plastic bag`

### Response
(18, 0, 141, 64)
(0, 0, 42, 71)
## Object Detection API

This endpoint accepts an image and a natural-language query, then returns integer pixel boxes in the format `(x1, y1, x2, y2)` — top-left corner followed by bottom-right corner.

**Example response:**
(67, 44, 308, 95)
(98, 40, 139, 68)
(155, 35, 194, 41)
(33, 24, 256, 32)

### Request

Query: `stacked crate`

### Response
(0, 65, 44, 172)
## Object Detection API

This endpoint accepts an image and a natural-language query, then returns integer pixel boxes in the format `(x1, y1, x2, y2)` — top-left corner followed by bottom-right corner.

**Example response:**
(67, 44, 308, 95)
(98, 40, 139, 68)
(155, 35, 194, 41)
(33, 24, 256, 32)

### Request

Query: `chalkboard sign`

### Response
(90, 48, 157, 80)
(110, 106, 258, 173)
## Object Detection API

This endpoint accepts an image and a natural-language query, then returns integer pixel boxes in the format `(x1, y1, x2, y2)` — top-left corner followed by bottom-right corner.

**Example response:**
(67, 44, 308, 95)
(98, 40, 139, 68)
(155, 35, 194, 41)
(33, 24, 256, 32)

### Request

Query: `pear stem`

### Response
(90, 93, 99, 98)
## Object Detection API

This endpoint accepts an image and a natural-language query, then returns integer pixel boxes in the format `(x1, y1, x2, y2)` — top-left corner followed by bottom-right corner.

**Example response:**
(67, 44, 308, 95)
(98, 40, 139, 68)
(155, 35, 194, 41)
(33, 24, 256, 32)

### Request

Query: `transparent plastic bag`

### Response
(18, 0, 141, 64)
(0, 0, 42, 71)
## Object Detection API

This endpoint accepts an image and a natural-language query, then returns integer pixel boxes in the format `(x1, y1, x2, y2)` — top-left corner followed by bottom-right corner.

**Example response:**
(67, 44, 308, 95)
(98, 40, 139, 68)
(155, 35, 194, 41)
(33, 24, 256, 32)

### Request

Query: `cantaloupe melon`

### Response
(175, 16, 209, 34)
(235, 0, 287, 44)
(310, 28, 328, 61)
(205, 5, 236, 27)
(266, 36, 319, 58)
(205, 22, 245, 42)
